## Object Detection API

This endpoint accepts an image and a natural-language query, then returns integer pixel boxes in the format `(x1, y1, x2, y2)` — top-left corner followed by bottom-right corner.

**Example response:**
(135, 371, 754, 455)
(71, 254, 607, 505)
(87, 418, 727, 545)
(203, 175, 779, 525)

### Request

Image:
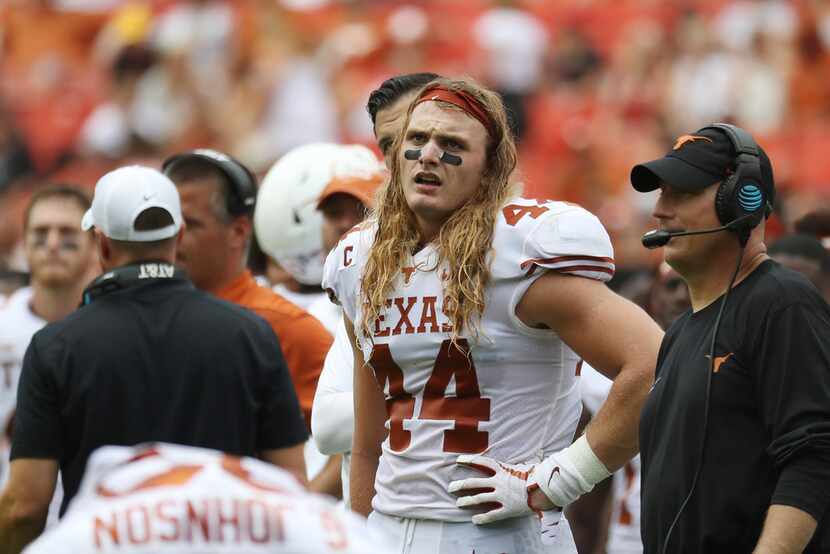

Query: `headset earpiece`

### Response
(706, 124, 766, 232)
(162, 150, 257, 217)
(714, 173, 738, 227)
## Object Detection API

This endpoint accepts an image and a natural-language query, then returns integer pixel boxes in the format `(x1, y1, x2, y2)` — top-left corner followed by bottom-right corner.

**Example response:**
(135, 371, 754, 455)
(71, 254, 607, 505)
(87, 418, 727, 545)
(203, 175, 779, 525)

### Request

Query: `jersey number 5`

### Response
(369, 339, 490, 454)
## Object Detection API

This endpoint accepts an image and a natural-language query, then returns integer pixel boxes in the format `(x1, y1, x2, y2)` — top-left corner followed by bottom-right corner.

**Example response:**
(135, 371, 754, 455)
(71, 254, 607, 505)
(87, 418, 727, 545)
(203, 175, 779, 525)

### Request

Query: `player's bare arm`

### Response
(345, 316, 388, 516)
(753, 505, 818, 554)
(0, 458, 57, 554)
(450, 271, 662, 522)
(259, 443, 308, 487)
(517, 270, 663, 473)
(308, 454, 344, 498)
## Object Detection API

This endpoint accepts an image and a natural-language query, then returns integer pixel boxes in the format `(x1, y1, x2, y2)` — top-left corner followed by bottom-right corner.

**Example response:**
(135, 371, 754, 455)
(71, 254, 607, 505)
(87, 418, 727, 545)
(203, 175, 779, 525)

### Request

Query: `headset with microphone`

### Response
(642, 123, 772, 554)
(641, 213, 758, 249)
(162, 149, 257, 217)
(642, 123, 770, 250)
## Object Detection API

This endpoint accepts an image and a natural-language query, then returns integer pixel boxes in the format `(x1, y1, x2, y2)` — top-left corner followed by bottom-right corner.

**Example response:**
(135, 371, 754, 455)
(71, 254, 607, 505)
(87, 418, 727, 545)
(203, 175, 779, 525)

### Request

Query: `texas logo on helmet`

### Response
(673, 135, 713, 150)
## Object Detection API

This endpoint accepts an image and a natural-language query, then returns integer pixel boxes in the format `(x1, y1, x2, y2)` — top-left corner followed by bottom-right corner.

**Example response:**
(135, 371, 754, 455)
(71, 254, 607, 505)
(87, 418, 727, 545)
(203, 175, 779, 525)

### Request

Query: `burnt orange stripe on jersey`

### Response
(520, 255, 615, 270)
(525, 262, 616, 278)
(555, 265, 615, 275)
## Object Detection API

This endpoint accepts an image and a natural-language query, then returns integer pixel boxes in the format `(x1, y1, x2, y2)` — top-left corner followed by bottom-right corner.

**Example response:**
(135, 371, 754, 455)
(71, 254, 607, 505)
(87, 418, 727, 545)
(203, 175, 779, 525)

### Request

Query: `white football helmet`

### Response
(254, 142, 384, 285)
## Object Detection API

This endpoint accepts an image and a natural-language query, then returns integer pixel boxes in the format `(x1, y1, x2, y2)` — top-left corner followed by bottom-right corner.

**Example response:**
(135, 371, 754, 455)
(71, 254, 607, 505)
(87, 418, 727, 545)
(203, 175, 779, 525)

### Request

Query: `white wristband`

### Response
(530, 435, 611, 507)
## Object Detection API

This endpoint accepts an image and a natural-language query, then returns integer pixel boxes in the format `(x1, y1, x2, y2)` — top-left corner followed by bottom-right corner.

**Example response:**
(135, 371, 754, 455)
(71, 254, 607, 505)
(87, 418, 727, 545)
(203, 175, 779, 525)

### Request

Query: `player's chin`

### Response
(37, 267, 74, 285)
(406, 192, 444, 216)
(662, 241, 686, 261)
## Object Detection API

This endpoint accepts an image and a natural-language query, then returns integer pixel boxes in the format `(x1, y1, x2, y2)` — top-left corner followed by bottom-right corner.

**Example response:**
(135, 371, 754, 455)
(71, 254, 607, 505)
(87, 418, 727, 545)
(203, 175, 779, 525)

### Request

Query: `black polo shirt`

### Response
(11, 263, 308, 515)
(640, 260, 830, 553)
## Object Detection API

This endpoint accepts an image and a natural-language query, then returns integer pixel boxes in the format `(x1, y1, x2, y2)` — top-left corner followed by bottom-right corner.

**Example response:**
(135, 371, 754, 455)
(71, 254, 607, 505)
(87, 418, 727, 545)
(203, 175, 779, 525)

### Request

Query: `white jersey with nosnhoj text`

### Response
(322, 197, 615, 522)
(22, 443, 395, 554)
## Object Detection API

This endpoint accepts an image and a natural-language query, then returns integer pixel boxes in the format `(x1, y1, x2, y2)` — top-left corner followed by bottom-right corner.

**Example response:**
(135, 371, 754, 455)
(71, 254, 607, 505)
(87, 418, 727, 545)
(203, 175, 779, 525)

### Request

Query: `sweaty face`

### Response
(652, 183, 725, 272)
(176, 179, 236, 291)
(24, 197, 94, 288)
(319, 193, 366, 252)
(400, 102, 488, 233)
(375, 93, 416, 168)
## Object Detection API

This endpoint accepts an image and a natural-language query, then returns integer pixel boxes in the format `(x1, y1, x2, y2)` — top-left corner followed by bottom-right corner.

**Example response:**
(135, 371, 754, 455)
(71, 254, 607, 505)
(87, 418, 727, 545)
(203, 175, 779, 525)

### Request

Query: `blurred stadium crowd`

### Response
(1, 0, 830, 281)
(0, 2, 829, 553)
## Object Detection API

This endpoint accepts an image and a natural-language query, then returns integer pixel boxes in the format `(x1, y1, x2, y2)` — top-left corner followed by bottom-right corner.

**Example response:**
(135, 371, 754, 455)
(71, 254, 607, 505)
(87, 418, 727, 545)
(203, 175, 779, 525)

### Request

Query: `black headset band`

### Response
(162, 150, 257, 216)
(701, 123, 760, 159)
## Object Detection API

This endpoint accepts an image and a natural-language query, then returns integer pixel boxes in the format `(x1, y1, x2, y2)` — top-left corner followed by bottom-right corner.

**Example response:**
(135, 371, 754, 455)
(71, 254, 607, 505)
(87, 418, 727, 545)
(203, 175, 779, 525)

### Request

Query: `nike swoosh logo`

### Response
(547, 466, 560, 487)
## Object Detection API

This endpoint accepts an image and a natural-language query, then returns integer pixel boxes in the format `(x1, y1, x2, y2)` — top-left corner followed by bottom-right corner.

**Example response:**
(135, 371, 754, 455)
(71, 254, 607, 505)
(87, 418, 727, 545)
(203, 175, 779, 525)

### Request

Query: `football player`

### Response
(309, 145, 385, 506)
(22, 443, 395, 554)
(255, 143, 384, 500)
(0, 186, 96, 526)
(311, 73, 444, 509)
(323, 78, 663, 552)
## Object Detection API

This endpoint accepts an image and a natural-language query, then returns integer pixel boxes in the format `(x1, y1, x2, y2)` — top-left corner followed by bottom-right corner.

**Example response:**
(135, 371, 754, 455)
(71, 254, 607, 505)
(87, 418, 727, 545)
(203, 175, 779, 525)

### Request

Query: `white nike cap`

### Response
(82, 166, 183, 242)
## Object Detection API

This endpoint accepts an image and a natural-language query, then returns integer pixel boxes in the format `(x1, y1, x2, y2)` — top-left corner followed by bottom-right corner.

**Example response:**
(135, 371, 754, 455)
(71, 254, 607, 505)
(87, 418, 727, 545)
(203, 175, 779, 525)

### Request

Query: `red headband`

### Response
(414, 85, 496, 137)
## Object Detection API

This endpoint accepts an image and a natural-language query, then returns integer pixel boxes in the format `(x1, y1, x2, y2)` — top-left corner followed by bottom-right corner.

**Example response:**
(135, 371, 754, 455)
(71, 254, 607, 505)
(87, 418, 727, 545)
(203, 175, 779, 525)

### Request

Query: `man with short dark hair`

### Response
(163, 151, 333, 497)
(0, 166, 308, 554)
(163, 151, 332, 432)
(366, 72, 440, 165)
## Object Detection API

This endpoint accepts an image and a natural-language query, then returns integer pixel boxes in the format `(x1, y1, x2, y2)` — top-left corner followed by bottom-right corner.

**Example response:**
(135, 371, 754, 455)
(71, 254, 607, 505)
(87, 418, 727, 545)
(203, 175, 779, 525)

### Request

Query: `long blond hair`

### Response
(360, 78, 518, 341)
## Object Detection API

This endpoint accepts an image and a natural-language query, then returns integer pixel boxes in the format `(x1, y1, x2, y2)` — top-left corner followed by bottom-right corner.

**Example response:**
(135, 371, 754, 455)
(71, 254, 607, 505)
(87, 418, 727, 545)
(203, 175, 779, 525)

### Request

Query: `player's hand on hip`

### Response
(448, 454, 542, 525)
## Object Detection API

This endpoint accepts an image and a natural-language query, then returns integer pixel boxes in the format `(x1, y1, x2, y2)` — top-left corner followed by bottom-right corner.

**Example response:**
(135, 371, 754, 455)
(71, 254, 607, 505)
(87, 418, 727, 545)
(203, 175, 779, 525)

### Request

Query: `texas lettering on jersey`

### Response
(371, 295, 454, 337)
(322, 197, 614, 522)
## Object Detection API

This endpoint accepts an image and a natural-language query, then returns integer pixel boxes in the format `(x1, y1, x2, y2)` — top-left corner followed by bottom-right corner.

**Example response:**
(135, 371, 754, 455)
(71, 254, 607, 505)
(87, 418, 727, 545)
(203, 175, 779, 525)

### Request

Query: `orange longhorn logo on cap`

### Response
(673, 135, 713, 150)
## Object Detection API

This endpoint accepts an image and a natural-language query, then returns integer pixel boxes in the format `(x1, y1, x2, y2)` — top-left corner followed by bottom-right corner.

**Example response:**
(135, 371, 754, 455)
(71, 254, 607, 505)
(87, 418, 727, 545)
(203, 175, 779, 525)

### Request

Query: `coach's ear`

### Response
(95, 229, 110, 267)
(0, 458, 58, 549)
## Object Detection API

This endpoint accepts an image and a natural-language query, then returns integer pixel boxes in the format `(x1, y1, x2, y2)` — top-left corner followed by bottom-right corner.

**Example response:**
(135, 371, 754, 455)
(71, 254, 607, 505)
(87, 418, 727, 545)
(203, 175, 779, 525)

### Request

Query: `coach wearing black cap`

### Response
(0, 166, 308, 553)
(632, 124, 830, 554)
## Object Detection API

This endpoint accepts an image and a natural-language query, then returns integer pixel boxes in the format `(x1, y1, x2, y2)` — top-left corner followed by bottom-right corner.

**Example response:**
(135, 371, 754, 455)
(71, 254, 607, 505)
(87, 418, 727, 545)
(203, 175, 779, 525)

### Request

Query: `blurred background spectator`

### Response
(2, 0, 828, 288)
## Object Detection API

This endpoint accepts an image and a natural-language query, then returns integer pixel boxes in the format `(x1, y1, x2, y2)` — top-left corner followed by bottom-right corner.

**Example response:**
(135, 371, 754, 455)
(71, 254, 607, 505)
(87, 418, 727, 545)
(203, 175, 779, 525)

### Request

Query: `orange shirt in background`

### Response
(215, 271, 332, 429)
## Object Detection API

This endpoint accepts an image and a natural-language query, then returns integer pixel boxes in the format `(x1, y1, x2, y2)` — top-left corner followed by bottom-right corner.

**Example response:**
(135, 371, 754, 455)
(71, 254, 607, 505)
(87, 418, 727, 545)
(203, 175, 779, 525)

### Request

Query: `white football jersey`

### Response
(262, 285, 333, 482)
(0, 287, 65, 527)
(271, 284, 327, 312)
(607, 457, 643, 554)
(579, 365, 642, 554)
(322, 197, 614, 521)
(0, 287, 44, 440)
(307, 294, 342, 334)
(0, 287, 45, 489)
(23, 443, 395, 554)
(312, 314, 356, 505)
